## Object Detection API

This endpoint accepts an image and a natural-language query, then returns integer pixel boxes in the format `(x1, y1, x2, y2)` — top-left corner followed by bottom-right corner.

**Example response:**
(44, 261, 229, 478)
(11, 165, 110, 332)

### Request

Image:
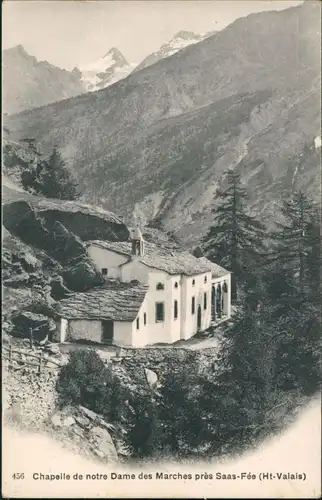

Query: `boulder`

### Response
(89, 426, 118, 462)
(45, 344, 61, 355)
(10, 261, 25, 273)
(51, 413, 63, 427)
(50, 275, 72, 300)
(144, 367, 159, 390)
(79, 405, 99, 421)
(62, 259, 104, 292)
(98, 419, 116, 433)
(16, 250, 40, 272)
(93, 449, 105, 459)
(75, 415, 91, 428)
(49, 221, 87, 265)
(2, 200, 51, 250)
(36, 201, 129, 242)
(72, 426, 84, 437)
(26, 298, 58, 322)
(62, 416, 76, 427)
(3, 199, 130, 245)
(11, 311, 56, 341)
(3, 201, 88, 267)
(115, 440, 131, 457)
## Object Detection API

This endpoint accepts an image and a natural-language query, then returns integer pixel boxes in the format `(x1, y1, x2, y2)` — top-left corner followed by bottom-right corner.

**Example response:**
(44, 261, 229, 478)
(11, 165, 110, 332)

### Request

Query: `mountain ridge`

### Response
(133, 30, 212, 73)
(4, 1, 321, 247)
(2, 45, 87, 115)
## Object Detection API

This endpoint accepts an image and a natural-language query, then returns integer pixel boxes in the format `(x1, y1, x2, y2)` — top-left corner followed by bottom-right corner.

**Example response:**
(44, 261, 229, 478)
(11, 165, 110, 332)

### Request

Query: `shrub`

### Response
(56, 349, 114, 415)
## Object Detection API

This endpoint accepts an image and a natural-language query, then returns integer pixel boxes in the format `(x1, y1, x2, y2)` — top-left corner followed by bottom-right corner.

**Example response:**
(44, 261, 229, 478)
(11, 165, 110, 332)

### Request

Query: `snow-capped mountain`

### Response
(134, 30, 214, 73)
(79, 47, 137, 92)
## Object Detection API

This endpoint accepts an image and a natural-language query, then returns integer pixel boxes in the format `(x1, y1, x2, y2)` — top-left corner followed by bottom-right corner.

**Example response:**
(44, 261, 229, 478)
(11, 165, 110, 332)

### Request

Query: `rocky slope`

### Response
(4, 2, 321, 247)
(2, 45, 86, 115)
(3, 359, 119, 463)
(2, 338, 217, 467)
(2, 173, 132, 345)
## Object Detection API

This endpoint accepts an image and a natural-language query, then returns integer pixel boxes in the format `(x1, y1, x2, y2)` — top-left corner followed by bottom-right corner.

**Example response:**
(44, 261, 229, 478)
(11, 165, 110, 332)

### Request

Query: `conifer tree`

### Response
(266, 192, 321, 394)
(270, 191, 320, 299)
(37, 146, 79, 200)
(203, 169, 265, 298)
(20, 145, 78, 200)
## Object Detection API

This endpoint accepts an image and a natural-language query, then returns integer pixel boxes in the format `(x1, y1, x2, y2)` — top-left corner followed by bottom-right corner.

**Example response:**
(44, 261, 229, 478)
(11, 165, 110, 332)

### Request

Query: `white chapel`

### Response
(56, 229, 231, 347)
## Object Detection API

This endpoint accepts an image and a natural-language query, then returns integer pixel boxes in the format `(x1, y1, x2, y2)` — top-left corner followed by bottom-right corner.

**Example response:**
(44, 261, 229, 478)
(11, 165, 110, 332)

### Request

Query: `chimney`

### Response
(131, 227, 144, 257)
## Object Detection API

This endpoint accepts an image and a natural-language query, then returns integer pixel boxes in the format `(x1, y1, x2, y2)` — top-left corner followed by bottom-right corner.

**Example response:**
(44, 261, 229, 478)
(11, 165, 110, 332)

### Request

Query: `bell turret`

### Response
(130, 227, 144, 256)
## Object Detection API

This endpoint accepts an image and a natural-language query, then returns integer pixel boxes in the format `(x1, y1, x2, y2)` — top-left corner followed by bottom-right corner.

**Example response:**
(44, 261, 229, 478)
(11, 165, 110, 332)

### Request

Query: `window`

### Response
(156, 282, 165, 290)
(204, 292, 207, 310)
(174, 300, 178, 320)
(155, 302, 165, 322)
(223, 281, 228, 293)
(136, 317, 140, 330)
(101, 268, 108, 276)
(174, 281, 178, 289)
(144, 313, 147, 326)
(204, 276, 207, 283)
(191, 296, 195, 315)
(192, 279, 195, 286)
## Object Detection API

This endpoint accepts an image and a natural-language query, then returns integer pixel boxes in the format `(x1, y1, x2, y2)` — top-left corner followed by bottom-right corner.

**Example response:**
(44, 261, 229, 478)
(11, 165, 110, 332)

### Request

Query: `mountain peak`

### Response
(5, 44, 30, 57)
(173, 30, 201, 41)
(79, 47, 132, 92)
(102, 47, 128, 66)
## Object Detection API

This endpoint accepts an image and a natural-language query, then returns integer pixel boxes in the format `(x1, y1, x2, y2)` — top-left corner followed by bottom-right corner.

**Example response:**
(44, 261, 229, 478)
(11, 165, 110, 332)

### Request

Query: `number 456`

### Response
(12, 473, 25, 480)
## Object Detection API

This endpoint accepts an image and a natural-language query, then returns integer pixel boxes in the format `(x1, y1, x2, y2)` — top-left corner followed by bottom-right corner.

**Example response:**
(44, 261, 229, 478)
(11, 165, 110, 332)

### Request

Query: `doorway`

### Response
(197, 305, 202, 330)
(102, 321, 114, 344)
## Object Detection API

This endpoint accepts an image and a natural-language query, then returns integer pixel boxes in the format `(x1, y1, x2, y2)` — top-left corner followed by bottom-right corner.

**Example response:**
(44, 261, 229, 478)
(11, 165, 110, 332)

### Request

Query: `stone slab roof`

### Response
(88, 240, 230, 277)
(56, 281, 148, 322)
(198, 258, 230, 279)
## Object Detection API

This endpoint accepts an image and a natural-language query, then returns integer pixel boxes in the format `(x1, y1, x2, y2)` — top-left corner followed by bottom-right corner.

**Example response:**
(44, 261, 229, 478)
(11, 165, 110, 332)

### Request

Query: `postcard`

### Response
(2, 1, 321, 498)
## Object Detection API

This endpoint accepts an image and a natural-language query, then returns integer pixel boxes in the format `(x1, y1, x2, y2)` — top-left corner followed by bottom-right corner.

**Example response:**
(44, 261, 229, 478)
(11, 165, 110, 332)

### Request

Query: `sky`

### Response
(2, 0, 303, 70)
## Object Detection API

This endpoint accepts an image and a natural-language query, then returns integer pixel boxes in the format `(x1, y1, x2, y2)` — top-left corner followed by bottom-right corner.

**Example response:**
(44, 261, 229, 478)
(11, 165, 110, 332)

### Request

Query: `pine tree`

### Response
(38, 146, 79, 200)
(266, 193, 321, 395)
(270, 191, 320, 299)
(211, 306, 281, 455)
(273, 302, 321, 395)
(203, 169, 265, 299)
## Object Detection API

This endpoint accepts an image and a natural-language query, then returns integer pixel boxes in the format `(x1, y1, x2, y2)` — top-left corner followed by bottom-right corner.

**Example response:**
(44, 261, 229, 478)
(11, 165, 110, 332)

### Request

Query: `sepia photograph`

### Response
(2, 0, 321, 498)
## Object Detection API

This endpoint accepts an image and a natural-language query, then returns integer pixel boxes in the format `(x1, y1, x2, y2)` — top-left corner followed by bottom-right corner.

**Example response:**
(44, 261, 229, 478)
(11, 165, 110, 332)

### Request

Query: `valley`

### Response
(4, 1, 321, 247)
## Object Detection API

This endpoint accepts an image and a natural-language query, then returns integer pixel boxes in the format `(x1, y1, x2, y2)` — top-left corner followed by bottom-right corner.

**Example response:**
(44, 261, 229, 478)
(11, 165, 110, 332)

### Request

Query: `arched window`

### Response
(204, 276, 207, 283)
(217, 284, 221, 293)
(156, 282, 164, 290)
(192, 279, 196, 286)
(174, 282, 178, 289)
(223, 281, 228, 293)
